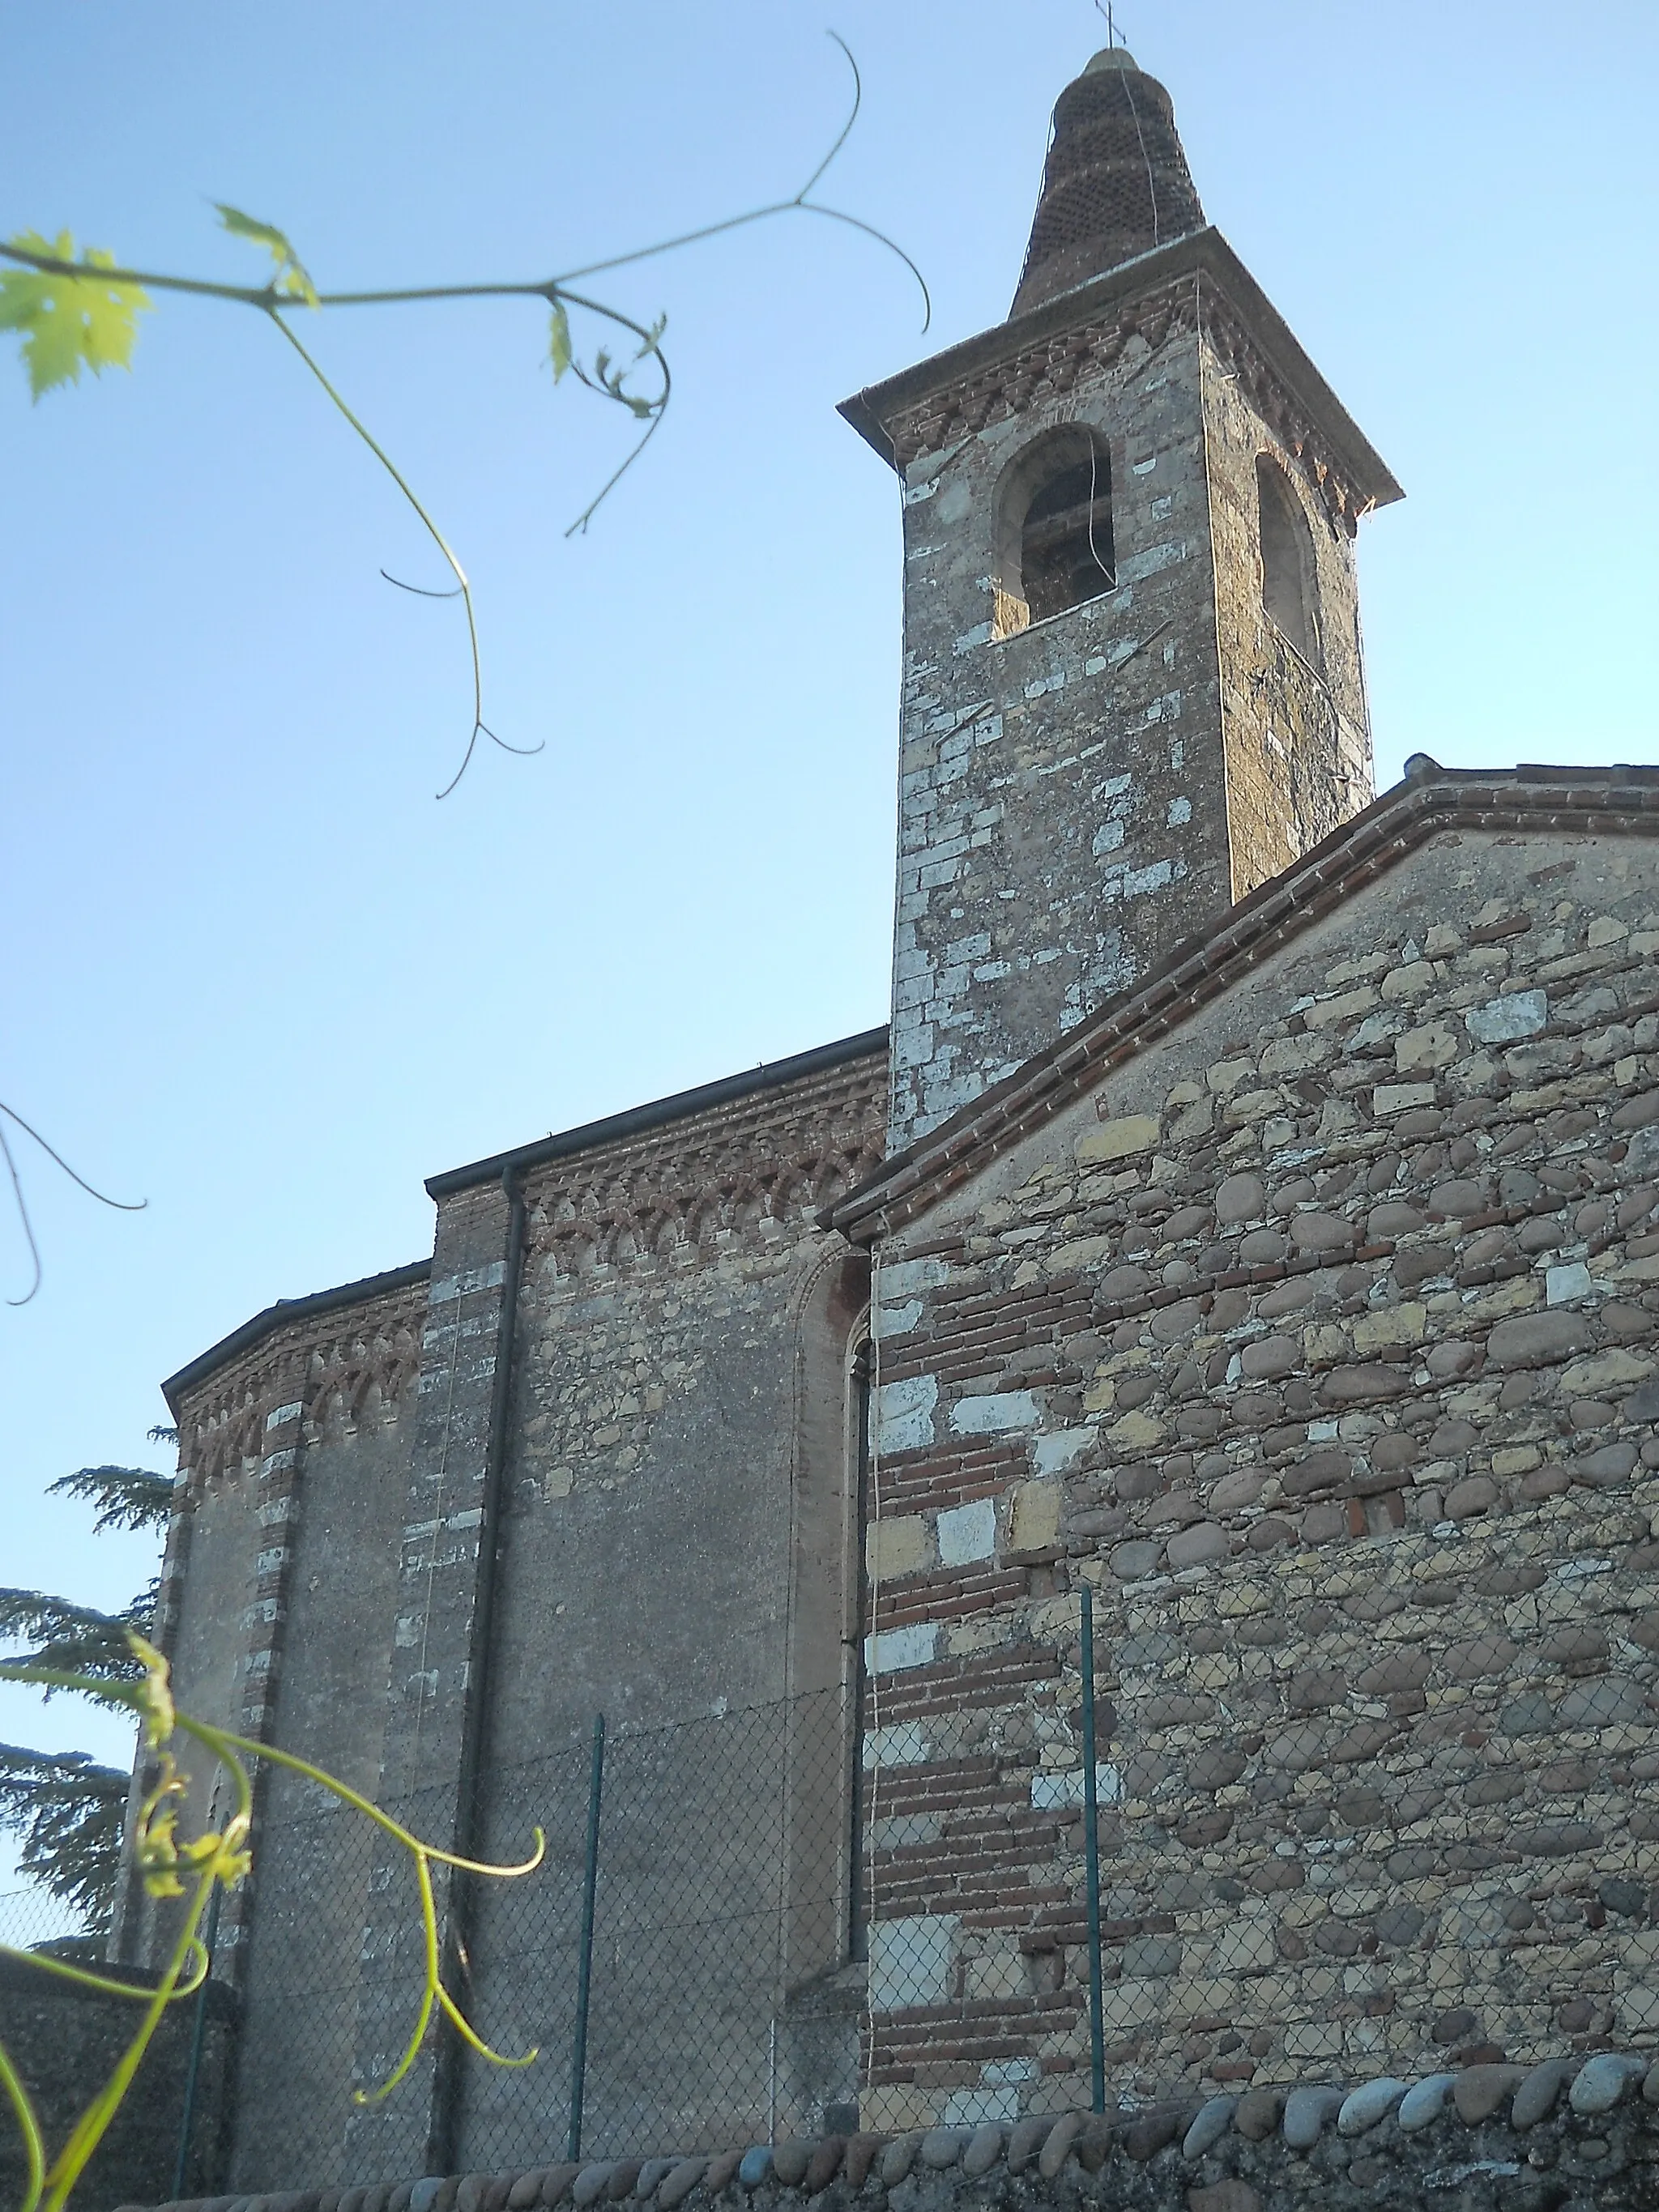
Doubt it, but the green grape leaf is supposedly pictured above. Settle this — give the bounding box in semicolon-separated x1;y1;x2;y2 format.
214;202;318;305
548;300;572;382
0;232;151;399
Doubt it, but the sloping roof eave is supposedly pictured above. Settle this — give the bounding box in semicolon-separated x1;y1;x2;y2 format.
824;763;1659;1244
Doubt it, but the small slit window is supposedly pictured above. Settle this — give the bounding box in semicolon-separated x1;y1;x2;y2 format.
994;428;1115;636
1256;454;1322;666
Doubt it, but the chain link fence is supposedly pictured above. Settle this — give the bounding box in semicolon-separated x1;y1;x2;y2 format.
0;1885;87;1953
228;1689;862;2189
168;1519;1659;2193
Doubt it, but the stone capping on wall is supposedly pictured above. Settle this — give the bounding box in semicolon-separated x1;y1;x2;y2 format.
825;764;1659;1247
427;1029;890;1200
120;2052;1659;2212
161;1260;434;1413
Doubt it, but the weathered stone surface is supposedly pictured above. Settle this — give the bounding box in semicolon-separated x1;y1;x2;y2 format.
1397;2075;1456;2132
1166;1521;1228;1569
769;2146;810;2189
838;2142;881;2193
1187;2184;1260;2212
1038;2114;1081;2180
1216;1175;1265;1225
1337;2079;1408;2135
1282;2087;1346;2148
656;2165;706;2211
1444;1476;1499;1518
1181;2098;1236;2159
962;2127;1004;2179
1570;2053;1648;2114
1005;2119;1051;2177
1452;2065;1524;2124
1487;1311;1593;1366
1512;2060;1576;2129
879;2138;920;2187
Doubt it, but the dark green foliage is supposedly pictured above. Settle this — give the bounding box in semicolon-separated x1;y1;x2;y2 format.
45;1460;173;1536
0;1745;128;1926
1;1458;172;1929
0;1581;159;1702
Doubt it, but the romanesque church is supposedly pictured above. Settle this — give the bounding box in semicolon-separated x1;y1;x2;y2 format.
130;45;1659;2194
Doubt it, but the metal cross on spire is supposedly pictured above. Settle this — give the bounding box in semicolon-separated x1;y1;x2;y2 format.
1094;0;1121;47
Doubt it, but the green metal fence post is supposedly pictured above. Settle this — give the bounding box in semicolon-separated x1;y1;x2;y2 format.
567;1713;605;2161
1079;1583;1105;2113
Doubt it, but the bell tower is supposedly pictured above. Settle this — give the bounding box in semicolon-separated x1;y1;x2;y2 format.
842;47;1402;1152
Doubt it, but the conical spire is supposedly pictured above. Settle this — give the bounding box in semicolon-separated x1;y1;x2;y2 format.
1010;49;1206;318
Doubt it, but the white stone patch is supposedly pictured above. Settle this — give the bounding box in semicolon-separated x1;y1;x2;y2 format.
949;1390;1042;1436
1166;796;1192;825
1033;1429;1092;1476
877;1373;938;1453
1092;820;1126;855
864;1622;940;1675
881;1256;952;1298
1466;990;1548;1044
429;1260;506;1304
945;2088;1021;2125
265;1402;303;1430
874;1299;924;1340
1374;1082;1437;1116
863;1720;928;1768
937;1496;997;1566
902;476;940;505
1123;858;1176;897
1546;1262;1595;1306
1118;541;1184;582
1031;1764;1122;1809
868;1914;958;2009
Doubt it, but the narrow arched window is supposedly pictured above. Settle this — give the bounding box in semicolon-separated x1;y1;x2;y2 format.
1256;454;1321;665
994;428;1115;636
1021;443;1115;622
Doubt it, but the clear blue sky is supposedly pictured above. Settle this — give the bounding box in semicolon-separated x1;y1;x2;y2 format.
3;0;1656;1885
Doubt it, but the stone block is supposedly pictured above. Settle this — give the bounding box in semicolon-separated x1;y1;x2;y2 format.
1077;1115;1161;1163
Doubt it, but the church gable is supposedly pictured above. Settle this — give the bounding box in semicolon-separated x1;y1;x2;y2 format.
845;791;1659;2120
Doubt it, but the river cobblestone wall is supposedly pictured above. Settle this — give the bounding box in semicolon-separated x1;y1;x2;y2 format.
851;819;1659;2127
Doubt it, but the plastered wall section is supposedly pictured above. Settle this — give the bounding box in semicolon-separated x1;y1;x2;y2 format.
857;826;1659;2129
888;289;1233;1150
228;1375;423;2190
153;1276;427;2189
1198;322;1372;901
454;1051;886;2168
478;1046;888;1765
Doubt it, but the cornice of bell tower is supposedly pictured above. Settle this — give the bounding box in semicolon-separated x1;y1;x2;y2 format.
840;227;1401;538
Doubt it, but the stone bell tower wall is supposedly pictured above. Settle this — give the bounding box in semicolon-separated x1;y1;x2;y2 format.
851;232;1398;1157
1198;292;1374;904
876;275;1233;1152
